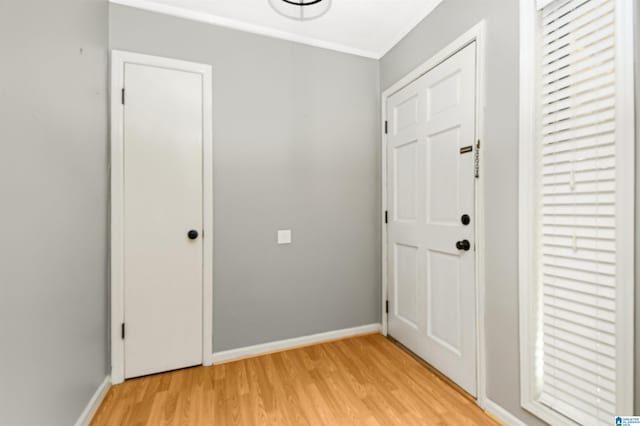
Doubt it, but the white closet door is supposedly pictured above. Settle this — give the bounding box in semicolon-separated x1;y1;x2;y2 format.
387;43;477;396
123;62;203;379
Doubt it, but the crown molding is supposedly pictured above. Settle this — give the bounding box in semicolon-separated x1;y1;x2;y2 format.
110;0;381;59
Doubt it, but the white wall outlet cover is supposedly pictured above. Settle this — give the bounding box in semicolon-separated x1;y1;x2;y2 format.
277;230;292;244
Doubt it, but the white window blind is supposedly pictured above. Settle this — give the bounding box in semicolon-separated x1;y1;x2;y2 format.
537;0;618;424
537;0;558;10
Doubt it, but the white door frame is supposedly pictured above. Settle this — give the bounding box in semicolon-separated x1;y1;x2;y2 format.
381;21;487;404
110;50;214;384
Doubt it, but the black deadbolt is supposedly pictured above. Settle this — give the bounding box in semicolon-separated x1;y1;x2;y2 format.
461;214;471;225
456;240;471;251
187;230;199;240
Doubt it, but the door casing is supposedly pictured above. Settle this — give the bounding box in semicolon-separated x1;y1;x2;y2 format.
110;50;214;384
381;21;487;405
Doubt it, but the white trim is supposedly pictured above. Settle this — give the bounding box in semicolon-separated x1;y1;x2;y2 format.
110;50;214;384
482;399;528;426
201;52;214;368
74;376;111;426
517;0;539;417
109;0;380;59
211;324;381;364
381;102;388;337
613;0;636;414
518;0;635;422
380;20;487;402
473;22;488;408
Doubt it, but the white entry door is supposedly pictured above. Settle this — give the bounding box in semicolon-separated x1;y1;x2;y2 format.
386;42;477;396
122;59;204;378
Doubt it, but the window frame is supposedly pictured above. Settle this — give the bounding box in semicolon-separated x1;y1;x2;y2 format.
518;0;636;423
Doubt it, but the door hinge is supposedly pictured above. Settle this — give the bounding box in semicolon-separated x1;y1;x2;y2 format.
474;139;480;178
384;210;388;224
384;121;388;134
121;323;125;339
385;300;389;314
121;88;125;105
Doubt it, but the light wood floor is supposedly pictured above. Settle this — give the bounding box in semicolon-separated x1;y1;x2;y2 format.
91;334;501;426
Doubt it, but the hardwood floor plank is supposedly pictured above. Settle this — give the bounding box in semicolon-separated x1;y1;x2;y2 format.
91;334;501;426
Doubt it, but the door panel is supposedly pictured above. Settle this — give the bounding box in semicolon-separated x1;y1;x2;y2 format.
427;249;461;354
426;127;461;225
387;42;477;396
123;62;203;379
394;95;420;132
394;243;419;328
394;140;419;221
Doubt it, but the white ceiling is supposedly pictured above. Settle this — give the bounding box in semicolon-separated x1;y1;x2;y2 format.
110;0;443;59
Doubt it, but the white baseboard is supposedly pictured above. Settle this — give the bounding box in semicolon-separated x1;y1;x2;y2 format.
481;398;527;426
211;323;381;364
74;375;111;426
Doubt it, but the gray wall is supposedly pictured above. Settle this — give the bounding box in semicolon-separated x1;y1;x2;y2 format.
0;0;109;425
381;0;545;424
109;4;381;352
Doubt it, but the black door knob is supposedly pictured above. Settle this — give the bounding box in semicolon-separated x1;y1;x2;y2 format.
456;240;471;251
187;230;199;240
461;214;471;225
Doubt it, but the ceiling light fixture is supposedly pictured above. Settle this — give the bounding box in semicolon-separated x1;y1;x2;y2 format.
268;0;332;21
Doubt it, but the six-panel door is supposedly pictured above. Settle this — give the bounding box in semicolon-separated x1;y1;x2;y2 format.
387;42;478;396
